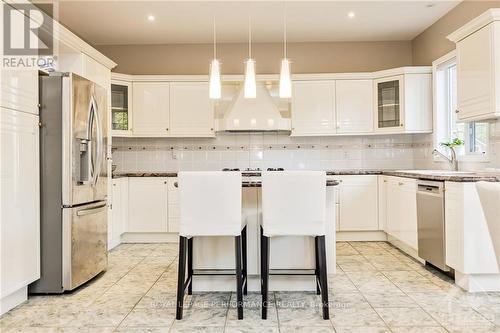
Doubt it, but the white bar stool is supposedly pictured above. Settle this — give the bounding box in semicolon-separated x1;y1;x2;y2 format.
260;171;329;320
176;171;247;320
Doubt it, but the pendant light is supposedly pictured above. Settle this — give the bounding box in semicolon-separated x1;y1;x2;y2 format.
279;11;292;98
244;16;256;98
209;16;221;99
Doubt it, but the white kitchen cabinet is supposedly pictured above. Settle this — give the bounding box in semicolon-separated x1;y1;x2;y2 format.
291;81;336;136
169;82;215;137
167;178;180;233
386;176;418;250
336;80;373;133
0;69;38;115
1;108;40;308
448;11;500;121
336;175;379;231
110;177;128;249
374;73;432;134
57;50;111;90
132;82;170;136
378;176;389;231
111;80;133;136
128;177;168;232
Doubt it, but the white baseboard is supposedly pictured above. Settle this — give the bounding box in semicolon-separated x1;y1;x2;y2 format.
336;231;387;242
1;286;27;315
455;271;500;292
108;236;121;250
121;232;179;243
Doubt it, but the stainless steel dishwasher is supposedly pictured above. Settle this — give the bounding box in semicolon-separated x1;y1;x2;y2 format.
416;180;450;271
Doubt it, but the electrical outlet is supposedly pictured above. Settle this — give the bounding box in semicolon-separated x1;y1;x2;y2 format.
172;151;178;160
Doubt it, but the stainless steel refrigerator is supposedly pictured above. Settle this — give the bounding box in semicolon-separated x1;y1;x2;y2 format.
30;73;108;293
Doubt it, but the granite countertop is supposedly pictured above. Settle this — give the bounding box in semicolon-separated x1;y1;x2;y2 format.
113;170;500;182
171;180;340;188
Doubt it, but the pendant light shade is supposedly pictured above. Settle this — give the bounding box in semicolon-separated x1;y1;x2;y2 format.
279;58;292;98
244;17;256;99
209;58;221;99
209;16;221;99
244;58;256;98
279;10;292;98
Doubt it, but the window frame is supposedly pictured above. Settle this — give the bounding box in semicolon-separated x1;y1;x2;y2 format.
432;51;490;163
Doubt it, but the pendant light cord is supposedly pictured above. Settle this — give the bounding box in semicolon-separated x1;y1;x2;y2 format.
283;5;287;59
248;16;252;59
213;16;216;59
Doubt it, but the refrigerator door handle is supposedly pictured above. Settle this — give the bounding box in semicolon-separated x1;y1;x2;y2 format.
76;202;107;216
90;94;103;186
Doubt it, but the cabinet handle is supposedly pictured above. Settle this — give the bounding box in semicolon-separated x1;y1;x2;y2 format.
455;109;460;114
383;180;387;183
400;123;404;127
166;128;169;131
210;128;214;131
398;182;404;186
164;181;167;184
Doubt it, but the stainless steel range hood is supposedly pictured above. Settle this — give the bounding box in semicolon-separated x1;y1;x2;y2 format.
217;82;291;132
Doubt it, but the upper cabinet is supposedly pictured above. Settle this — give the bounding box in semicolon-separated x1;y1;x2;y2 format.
113;75;216;138
374;72;432;134
132;82;170;136
169;82;215;137
336;80;374;134
111;81;132;136
448;9;500;121
291;81;336;135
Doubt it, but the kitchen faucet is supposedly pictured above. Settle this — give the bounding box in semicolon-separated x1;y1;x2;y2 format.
432;147;459;171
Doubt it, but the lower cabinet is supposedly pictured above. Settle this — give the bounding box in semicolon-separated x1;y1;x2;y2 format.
110;177;128;249
1;108;40;312
336;175;379;231
128;177;168;232
385;176;418;250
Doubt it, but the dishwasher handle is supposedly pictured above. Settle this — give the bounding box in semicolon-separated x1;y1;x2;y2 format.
417;182;444;195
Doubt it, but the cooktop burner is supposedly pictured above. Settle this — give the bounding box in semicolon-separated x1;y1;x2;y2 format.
267;168;285;171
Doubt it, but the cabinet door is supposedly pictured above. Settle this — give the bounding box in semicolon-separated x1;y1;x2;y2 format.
128;178;168;232
374;75;404;132
336;80;373;133
291;81;335;135
111;81;132;135
1;108;40;297
170;82;214;137
456;24;494;120
111;178;128;247
387;177;418;249
378;176;388;231
0;69;38;114
132;82;170;136
338;176;378;231
167;178;179;233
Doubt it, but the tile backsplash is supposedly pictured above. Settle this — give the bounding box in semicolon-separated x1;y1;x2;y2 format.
112;133;429;172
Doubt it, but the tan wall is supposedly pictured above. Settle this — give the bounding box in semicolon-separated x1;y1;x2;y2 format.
96;41;412;75
412;0;500;65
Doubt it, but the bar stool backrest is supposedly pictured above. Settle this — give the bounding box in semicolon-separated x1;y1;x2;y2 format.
178;171;242;237
261;171;327;237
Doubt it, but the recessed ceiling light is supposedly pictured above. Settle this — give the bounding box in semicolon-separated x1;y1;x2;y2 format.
147;15;155;22
348;11;355;18
426;3;435;8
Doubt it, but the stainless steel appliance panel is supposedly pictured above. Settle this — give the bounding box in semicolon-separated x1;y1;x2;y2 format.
417;181;449;271
62;201;108;290
63;74;108;206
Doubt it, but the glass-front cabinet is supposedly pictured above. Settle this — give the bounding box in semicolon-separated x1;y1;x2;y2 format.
111;81;132;135
374;75;404;131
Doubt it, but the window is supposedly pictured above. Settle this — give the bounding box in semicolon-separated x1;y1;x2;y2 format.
433;52;489;161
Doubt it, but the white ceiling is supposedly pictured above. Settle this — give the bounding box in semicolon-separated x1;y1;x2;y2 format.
53;1;461;45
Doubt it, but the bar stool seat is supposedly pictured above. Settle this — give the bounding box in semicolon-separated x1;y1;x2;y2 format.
260;171;329;320
176;171;247;320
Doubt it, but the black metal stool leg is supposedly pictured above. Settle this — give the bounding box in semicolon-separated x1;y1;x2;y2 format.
176;236;187;320
187;237;193;295
317;235;330;320
242;226;248;295
235;235;244;320
315;236;320;295
260;226;269;320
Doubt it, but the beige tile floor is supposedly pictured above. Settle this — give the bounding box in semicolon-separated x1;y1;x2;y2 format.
2;241;500;332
